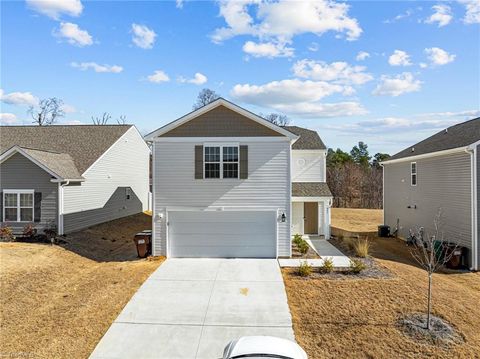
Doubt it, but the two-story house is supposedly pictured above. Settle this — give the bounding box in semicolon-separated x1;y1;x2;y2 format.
145;98;332;258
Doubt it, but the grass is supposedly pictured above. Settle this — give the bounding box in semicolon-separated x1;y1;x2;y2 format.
332;208;383;232
282;236;480;358
0;213;164;359
353;237;371;258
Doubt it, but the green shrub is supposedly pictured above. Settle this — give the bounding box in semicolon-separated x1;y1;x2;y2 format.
293;234;303;247
297;261;312;277
297;240;310;255
349;259;366;274
320;257;334;273
353;237;370;258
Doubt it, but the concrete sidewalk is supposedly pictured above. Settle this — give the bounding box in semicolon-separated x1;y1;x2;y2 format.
89;259;294;359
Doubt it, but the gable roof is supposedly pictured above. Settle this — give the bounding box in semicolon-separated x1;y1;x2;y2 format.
0;125;132;180
283;126;326;150
386;118;480;162
144;98;298;141
292;182;332;197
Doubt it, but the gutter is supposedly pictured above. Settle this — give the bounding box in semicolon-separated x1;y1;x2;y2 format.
57;180;69;236
466;145;478;271
381;146;469;165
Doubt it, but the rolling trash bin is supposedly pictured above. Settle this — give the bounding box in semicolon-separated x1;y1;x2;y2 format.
133;233;151;258
378;225;390;237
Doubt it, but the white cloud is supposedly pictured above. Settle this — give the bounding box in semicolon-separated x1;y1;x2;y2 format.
425;4;453;27
0;113;18;125
383;9;414;24
178;72;208;85
212;0;362;52
55;22;93;47
424;47;456;66
458;0;480;24
242;40;294;58
131;23;156;49
231;78;366;118
26;0;83;20
308;42;319;52
373;72;422;96
0;89;39;107
71;62;123;73
292;59;373;85
147;70;170;83
356;51;370;61
176;0;184;9
419;62;428;68
388;50;412;66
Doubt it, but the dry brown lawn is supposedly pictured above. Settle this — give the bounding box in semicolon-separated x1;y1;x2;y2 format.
283;237;480;358
0;213;164;359
332;208;383;232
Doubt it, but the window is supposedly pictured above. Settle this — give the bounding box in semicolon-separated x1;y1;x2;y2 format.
3;190;34;222
126;188;132;200
411;162;417;186
204;145;239;179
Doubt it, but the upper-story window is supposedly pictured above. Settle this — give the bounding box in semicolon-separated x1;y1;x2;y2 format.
411;162;417;186
3;190;34;222
204;145;238;179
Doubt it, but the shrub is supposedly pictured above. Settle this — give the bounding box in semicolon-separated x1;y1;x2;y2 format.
43;221;57;242
353;237;371;258
297;261;312;277
343;237;355;251
297;240;310;255
320;257;334;273
293;234;303;247
23;224;37;238
349;259;366;274
0;225;14;242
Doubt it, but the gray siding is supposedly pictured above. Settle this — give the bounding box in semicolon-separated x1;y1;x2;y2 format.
384;152;472;259
477;145;479;268
152;139;291;257
0;153;57;233
63;186;143;233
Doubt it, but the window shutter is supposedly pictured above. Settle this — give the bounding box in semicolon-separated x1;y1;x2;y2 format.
194;145;203;179
240;145;248;179
0;192;3;221
34;192;42;223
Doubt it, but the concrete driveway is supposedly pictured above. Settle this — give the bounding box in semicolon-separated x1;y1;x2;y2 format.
89;259;294;359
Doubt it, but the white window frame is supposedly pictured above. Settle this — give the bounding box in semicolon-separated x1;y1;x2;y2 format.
3;189;35;222
411;162;417;186
203;144;239;179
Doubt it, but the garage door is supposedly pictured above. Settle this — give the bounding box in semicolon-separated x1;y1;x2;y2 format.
168;211;276;258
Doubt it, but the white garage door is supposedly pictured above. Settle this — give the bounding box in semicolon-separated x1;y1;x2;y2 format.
168;211;276;258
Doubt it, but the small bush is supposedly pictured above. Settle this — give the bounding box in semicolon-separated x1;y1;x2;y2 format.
23;224;37;238
320;257;334;273
297;240;310;255
0;225;14;242
297;261;312;277
354;237;370;258
343;237;355;251
293;234;303;247
349;259;366;274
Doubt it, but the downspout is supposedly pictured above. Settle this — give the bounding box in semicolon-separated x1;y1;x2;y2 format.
58;180;69;235
465;147;477;271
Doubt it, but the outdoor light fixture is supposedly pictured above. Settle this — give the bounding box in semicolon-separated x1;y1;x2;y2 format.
281;212;286;222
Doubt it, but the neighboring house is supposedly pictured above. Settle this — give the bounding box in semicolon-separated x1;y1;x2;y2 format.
0;125;150;235
145;98;332;258
381;118;479;270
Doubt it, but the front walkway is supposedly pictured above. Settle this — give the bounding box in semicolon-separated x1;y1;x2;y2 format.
278;238;350;268
90;259;294;359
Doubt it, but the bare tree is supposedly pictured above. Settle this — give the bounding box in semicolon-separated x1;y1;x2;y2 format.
408;209;459;330
92;112;111;125
28;97;65;126
116;115;127;124
262;113;290;126
193;88;220;109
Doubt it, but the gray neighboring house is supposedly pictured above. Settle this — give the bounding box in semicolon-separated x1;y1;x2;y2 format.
381;118;479;270
0;125;150;235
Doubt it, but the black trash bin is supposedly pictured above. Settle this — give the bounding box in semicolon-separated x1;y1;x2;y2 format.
378;225;390;237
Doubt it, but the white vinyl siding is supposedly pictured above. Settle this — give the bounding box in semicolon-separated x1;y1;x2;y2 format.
291;150;326;182
411;162;417;186
153;139;291;257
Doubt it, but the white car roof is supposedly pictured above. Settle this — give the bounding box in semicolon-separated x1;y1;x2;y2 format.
224;336;307;359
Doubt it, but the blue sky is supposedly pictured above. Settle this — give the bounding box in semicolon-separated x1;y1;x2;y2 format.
1;0;479;155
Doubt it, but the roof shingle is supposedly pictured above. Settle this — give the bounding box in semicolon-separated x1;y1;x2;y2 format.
283;126;326;150
292;182;332;197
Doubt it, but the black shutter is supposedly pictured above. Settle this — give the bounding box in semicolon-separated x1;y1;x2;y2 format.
194;145;203;179
240;145;248;179
34;192;42;223
0;192;2;221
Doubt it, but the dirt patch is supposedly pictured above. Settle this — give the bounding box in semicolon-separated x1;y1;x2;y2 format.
331;208;383;232
283;236;480;358
291;242;320;259
0;213;164;359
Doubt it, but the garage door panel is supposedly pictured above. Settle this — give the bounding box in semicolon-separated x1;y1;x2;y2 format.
168;211;276;258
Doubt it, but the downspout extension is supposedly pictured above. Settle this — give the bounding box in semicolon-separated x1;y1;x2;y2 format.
465;147;478;271
58;180;69;236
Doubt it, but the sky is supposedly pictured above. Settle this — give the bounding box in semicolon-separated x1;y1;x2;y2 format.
1;0;479;155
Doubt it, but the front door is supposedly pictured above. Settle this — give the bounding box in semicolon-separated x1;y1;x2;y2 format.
304;202;318;235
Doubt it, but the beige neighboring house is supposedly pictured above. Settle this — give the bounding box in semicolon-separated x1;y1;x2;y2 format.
381;118;480;270
145;98;332;258
0;125;150;235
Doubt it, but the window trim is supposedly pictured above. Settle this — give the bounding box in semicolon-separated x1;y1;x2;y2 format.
3;189;35;222
203;143;240;180
410;162;417;186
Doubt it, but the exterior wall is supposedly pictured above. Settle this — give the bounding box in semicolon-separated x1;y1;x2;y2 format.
292;202;303;235
0;153;57;232
62;127;150;233
477;145;479;269
291;199;330;238
384;152;472;256
291;150;326;182
153;138;291;257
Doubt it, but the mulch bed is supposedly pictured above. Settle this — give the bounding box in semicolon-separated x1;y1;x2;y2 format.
291;241;320;259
